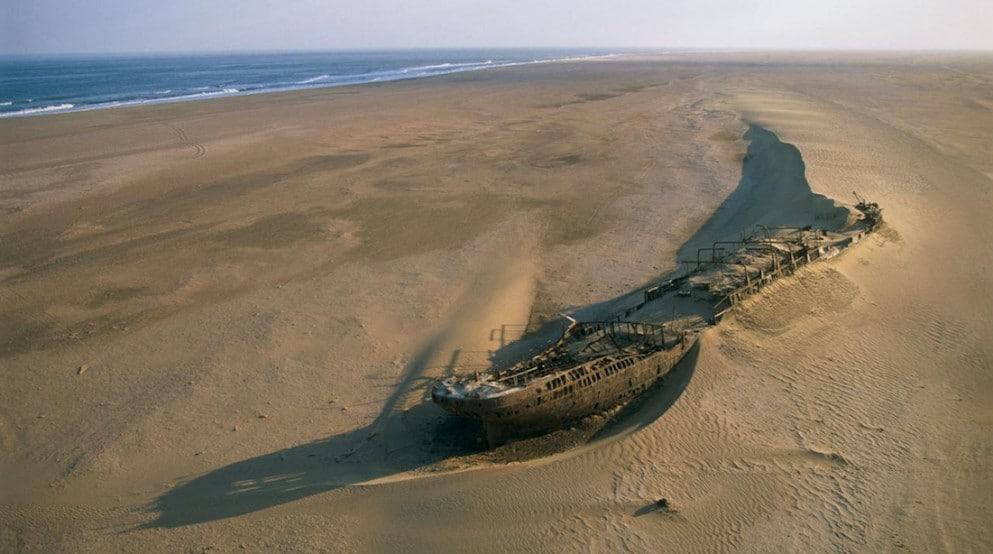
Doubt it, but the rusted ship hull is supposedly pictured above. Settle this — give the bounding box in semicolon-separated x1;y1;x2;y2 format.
431;194;881;447
432;333;697;445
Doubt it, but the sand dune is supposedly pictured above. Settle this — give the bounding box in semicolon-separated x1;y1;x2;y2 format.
2;54;991;551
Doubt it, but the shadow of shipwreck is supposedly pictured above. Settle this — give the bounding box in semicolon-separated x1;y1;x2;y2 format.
141;402;482;529
141;326;486;529
143;123;838;528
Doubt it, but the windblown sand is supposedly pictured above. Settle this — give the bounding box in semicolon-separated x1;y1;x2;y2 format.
1;53;991;552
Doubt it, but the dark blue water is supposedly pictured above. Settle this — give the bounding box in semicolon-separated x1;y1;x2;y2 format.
0;49;618;118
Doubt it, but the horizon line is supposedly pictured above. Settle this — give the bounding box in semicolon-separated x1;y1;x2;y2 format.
3;46;993;58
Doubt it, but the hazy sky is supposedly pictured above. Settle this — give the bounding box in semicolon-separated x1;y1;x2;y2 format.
3;0;990;54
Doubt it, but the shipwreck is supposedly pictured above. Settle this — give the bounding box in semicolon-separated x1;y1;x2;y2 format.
432;193;882;446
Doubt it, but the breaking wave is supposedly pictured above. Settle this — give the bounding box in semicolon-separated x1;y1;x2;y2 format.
297;74;330;84
0;103;75;117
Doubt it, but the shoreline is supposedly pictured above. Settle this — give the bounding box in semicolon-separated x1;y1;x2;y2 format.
0;52;621;120
6;49;991;121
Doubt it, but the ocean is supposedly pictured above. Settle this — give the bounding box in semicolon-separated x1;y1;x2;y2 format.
0;49;618;118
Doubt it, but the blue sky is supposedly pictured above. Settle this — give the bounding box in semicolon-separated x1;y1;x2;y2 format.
3;0;990;54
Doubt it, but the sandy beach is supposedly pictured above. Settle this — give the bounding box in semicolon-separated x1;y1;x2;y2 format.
2;53;992;551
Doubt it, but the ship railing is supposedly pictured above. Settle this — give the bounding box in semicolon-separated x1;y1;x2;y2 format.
571;320;669;347
492;356;579;385
488;320;670;386
712;238;843;321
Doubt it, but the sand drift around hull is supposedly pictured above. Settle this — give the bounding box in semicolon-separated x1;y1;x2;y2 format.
431;123;881;446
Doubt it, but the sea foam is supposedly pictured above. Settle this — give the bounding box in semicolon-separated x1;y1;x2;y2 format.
298;74;330;84
0;103;75;117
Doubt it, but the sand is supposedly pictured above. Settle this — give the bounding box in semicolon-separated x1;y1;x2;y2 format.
1;53;992;552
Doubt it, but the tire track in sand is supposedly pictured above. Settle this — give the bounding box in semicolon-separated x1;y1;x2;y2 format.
162;123;206;159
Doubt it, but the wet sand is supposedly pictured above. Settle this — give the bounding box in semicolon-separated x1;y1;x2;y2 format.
2;53;992;551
